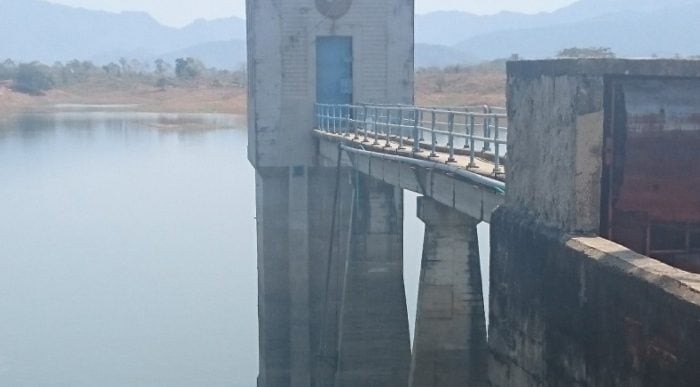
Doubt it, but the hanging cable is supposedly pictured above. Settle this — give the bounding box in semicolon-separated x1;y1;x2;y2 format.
316;142;344;376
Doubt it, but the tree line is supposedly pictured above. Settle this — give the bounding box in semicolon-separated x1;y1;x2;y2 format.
0;57;247;95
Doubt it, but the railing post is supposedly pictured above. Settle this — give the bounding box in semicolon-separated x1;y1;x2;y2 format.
363;105;370;143
482;105;491;152
323;104;327;131
372;107;380;146
447;112;456;163
398;108;406;150
351;105;360;140
338;105;343;134
345;105;352;137
384;108;392;148
429;109;437;158
468;114;478;169
493;116;503;175
332;105;337;134
413;108;422;154
340;105;345;135
463;108;470;149
327;105;331;133
419;110;425;141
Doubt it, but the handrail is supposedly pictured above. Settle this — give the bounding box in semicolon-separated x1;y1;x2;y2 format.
314;102;508;176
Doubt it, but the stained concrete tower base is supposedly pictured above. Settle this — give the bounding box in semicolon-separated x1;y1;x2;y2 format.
256;166;354;387
409;197;487;387
334;175;411;387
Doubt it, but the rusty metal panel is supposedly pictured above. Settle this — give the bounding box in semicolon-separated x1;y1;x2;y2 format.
606;78;700;273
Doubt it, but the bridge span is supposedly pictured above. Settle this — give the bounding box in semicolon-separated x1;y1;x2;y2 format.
315;103;506;223
247;1;700;386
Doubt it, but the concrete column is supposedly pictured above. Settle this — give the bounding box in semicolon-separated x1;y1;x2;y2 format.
256;168;291;387
256;166;354;387
309;168;354;387
289;168;311;387
409;197;487;387
335;174;411;387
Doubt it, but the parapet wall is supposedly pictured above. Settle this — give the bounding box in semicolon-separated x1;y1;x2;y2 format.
488;206;700;387
506;59;700;234
506;69;604;233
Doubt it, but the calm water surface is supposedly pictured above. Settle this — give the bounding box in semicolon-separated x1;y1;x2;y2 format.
0;110;488;386
0;111;257;387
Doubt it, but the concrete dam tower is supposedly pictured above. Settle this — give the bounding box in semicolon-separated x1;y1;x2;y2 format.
247;0;415;386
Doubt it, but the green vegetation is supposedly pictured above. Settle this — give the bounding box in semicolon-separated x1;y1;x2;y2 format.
0;57;247;96
175;57;204;79
12;63;54;95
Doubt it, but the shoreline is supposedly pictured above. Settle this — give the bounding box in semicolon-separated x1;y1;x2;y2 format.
0;83;248;117
0;69;506;117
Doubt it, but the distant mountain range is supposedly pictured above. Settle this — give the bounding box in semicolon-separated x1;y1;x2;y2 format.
1;0;699;69
418;0;700;60
0;0;247;68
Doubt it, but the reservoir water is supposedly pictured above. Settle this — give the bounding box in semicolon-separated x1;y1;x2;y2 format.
0;109;488;386
0;111;257;387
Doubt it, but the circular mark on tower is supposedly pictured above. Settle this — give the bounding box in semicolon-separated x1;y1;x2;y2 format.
315;0;353;19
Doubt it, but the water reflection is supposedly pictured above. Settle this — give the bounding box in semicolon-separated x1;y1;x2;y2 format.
0;111;257;387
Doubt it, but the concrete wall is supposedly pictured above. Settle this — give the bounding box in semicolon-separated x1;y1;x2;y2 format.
335;174;411;387
256;166;355;387
489;59;700;386
506;70;604;234
488;206;700;387
410;198;486;387
247;0;414;168
506;59;700;234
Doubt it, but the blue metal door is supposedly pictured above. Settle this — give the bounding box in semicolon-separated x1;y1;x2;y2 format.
316;36;352;104
316;36;353;124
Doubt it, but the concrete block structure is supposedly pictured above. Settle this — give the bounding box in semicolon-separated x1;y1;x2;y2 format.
335;175;411;387
247;1;414;386
248;2;700;383
410;198;486;387
247;0;414;168
489;59;700;386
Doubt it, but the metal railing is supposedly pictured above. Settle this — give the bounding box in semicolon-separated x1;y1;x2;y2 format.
315;103;508;175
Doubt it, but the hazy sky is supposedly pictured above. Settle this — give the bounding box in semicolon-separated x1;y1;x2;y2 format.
47;0;579;27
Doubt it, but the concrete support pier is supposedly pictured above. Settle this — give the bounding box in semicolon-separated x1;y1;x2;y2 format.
335;175;411;387
410;197;487;387
256;167;353;387
256;168;292;387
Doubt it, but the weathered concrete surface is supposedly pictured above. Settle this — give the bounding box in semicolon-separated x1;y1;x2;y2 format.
247;0;414;167
289;168;311;386
489;59;700;387
506;58;700;234
506;68;604;234
508;59;700;79
316;134;505;223
308;167;354;387
410;197;487;387
335;175;411;387
256;168;292;387
249;1;415;384
488;206;700;387
256;167;354;387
